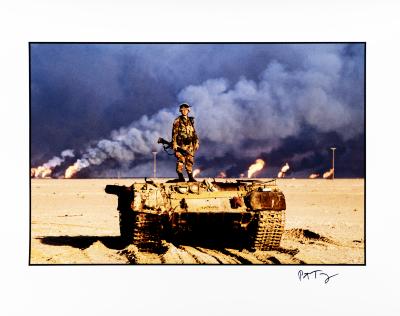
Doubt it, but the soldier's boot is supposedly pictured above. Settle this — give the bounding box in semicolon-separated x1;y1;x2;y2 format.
177;172;185;182
188;172;196;182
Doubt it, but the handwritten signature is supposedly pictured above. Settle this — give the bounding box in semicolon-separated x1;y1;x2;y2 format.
298;270;338;284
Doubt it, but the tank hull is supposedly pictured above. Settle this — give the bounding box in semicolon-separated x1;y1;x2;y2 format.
106;179;286;252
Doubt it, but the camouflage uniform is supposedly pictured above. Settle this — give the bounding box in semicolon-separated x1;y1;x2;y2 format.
172;115;199;174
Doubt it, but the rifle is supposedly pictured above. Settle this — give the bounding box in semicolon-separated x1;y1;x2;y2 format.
157;137;193;157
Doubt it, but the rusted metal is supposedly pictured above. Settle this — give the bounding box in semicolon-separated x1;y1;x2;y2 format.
105;179;286;252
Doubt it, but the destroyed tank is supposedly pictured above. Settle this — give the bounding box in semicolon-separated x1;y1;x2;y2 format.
105;178;286;252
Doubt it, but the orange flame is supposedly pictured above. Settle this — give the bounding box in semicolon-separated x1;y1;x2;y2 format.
31;150;75;178
31;166;52;178
277;162;290;178
281;163;289;173
65;163;79;179
193;169;201;177
309;173;320;179
247;159;265;178
323;168;334;179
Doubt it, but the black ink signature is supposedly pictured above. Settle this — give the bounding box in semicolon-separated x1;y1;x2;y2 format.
298;270;338;284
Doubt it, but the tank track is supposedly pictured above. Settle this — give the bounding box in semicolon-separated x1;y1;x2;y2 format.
252;210;286;251
133;212;162;252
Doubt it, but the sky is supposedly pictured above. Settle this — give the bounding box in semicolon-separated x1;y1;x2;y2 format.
30;43;365;178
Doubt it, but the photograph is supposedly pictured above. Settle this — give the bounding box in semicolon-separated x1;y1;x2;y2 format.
30;43;365;265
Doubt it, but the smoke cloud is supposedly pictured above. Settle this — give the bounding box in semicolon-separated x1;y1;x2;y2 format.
31;44;364;178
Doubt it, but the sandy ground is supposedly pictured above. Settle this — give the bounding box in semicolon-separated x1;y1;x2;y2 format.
30;178;364;264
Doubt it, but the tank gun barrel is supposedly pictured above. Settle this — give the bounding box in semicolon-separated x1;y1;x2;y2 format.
105;185;134;213
105;184;131;196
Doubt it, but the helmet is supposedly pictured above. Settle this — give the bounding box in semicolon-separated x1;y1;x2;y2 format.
179;103;191;110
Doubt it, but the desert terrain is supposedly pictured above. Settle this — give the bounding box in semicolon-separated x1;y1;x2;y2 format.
30;178;364;264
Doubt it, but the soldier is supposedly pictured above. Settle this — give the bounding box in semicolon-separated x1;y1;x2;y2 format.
172;103;200;182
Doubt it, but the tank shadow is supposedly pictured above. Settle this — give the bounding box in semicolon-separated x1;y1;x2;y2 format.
38;235;131;250
37;234;252;253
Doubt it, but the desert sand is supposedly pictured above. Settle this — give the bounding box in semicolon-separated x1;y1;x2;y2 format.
30;178;364;264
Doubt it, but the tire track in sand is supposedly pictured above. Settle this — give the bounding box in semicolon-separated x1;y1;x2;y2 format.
118;245;163;264
196;247;241;264
162;243;197;264
252;248;306;265
219;249;265;264
178;246;220;264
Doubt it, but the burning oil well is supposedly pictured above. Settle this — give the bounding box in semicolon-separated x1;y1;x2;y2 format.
31;44;364;180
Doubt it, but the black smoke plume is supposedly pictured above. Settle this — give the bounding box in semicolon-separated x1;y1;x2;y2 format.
31;44;364;178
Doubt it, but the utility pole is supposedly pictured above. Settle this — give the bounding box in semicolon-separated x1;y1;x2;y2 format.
330;147;336;179
152;151;157;178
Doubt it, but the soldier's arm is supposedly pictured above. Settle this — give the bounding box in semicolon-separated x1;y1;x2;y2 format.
193;127;200;150
187;116;199;150
171;118;179;150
